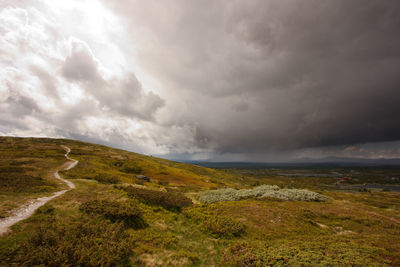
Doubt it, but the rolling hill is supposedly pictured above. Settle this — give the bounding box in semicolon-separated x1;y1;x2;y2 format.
0;137;399;266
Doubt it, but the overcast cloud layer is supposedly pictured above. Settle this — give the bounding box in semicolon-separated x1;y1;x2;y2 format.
1;0;400;161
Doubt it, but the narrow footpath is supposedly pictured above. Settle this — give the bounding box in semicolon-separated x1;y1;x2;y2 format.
0;146;78;235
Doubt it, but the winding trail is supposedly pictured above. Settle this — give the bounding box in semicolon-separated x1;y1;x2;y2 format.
0;146;78;235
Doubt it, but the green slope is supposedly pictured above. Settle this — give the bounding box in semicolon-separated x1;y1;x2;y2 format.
0;136;399;266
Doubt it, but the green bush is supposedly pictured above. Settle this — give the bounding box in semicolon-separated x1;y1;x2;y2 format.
123;186;192;211
4;219;135;266
36;204;55;214
93;173;120;184
184;207;246;238
79;200;146;228
198;185;328;204
0;173;57;193
199;216;245;238
120;162;143;174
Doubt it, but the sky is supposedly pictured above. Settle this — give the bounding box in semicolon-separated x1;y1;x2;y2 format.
1;0;400;161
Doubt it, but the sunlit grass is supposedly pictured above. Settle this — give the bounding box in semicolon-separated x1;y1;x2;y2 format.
0;137;399;265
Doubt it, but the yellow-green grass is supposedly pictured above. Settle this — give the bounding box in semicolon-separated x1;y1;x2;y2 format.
0;137;399;266
56;139;236;189
0;137;68;217
192;195;400;266
0;178;227;266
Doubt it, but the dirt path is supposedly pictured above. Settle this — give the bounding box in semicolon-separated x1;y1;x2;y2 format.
0;146;78;235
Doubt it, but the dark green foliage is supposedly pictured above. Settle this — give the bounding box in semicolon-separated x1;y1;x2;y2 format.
113;161;123;167
121;162;143;174
79;200;146;228
184;207;246;238
202;216;246;238
36;204;55;215
0;173;56;193
123;186;192;211
2;219;135;266
0;166;35;173
158;180;169;186
93;173;120;184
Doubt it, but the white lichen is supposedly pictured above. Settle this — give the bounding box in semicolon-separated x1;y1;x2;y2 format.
198;185;328;204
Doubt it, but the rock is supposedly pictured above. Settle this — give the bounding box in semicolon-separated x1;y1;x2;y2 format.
136;175;150;182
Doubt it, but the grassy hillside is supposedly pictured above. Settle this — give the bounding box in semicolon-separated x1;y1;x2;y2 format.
0;137;400;266
59;138;235;189
0;137;68;217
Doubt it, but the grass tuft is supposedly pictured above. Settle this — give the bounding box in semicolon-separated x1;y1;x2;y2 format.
79;200;146;228
122;186;192;211
184;206;246;238
1;218;135;266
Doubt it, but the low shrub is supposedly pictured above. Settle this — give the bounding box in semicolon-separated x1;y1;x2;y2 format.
123;186;192;211
135;179;145;185
113;161;123;167
222;240;390;266
0;173;57;193
120;162;143;174
0;166;34;173
93;173;120;184
198;185;328;204
36;204;55;214
3;219;135;266
158;180;169;186
263;188;328;201
184;207;246;238
79;200;146;228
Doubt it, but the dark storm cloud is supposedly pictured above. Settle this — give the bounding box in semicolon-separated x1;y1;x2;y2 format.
2;0;400;160
105;0;400;155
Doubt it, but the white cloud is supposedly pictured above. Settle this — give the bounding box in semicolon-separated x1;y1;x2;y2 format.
0;1;181;155
2;0;400;160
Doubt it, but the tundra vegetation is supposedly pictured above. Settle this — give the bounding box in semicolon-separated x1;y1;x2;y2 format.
198;185;329;204
121;186;193;211
0;137;399;266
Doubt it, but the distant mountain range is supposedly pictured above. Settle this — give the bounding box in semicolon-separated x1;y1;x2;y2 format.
183;157;400;168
